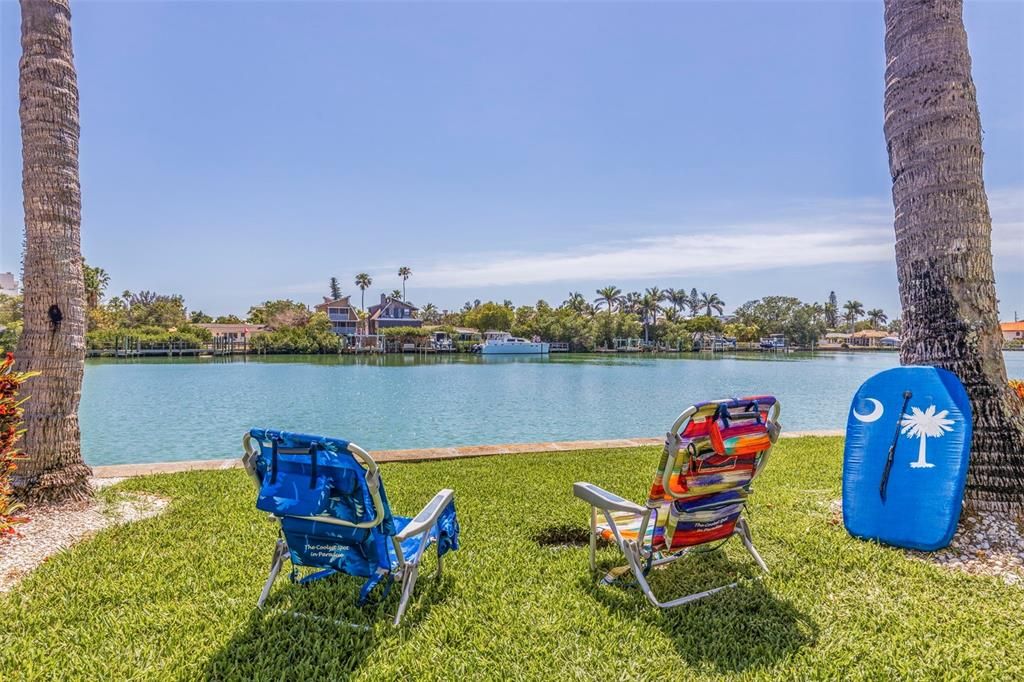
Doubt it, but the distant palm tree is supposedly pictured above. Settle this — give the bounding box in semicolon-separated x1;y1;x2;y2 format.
700;291;725;317
665;288;690;314
15;0;92;503
624;291;643;316
564;292;589;314
843;300;865;331
688;287;701;317
329;276;342;300
398;266;412;301
83;264;109;309
645;287;666;324
867;308;888;329
639;293;662;343
662;306;681;323
354;273;372;311
420;302;439;323
594;286;623;314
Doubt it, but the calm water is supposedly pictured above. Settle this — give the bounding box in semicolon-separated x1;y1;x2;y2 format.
79;352;1024;466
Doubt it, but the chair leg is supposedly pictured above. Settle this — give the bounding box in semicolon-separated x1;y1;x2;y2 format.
735;517;768;573
257;539;288;608
393;564;419;626
589;506;598;572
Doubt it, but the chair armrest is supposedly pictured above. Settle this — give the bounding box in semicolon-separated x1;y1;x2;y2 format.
573;482;646;515
395;488;455;541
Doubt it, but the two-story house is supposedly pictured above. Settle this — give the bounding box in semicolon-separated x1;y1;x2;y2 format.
314;296;360;337
365;294;421;335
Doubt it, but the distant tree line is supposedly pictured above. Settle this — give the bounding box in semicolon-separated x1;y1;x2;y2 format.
0;264;904;355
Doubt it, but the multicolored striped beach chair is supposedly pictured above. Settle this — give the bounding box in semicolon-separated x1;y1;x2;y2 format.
573;396;780;608
242;429;460;626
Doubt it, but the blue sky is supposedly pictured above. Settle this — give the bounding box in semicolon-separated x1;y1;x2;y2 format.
1;1;1021;319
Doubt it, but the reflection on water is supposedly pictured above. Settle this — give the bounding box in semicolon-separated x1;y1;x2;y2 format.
81;351;1024;466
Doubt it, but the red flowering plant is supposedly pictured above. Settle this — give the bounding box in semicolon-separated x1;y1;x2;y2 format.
1;351;37;538
1011;379;1024;403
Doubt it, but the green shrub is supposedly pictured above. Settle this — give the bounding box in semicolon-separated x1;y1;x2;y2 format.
248;314;340;354
380;326;429;338
86;325;213;349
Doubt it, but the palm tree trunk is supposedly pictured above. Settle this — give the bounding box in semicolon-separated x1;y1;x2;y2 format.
14;0;91;503
884;0;1024;512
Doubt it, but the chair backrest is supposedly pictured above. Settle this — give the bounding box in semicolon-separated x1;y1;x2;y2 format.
645;396;780;549
244;429;398;575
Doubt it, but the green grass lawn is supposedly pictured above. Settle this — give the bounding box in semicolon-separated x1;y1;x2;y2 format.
2;437;1021;680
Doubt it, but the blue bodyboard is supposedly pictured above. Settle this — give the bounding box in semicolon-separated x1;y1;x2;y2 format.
842;366;972;551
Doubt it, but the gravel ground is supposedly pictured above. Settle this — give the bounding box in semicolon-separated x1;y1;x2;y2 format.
0;478;168;592
829;499;1024;584
906;511;1024;585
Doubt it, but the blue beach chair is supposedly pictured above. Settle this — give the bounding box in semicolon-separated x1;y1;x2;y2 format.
242;429;460;625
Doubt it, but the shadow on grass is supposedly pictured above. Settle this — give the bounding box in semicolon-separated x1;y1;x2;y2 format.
201;567;454;680
532;523;609;548
582;547;818;674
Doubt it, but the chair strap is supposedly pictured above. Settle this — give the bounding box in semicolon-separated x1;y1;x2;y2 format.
357;570;393;605
270;440;279;485
308;442;320;488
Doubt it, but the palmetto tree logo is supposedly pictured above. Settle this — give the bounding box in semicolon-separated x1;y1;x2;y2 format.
900;405;955;469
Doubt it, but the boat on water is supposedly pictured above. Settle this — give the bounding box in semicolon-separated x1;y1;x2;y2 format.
759;333;787;351
430;331;454;352
476;331;550;355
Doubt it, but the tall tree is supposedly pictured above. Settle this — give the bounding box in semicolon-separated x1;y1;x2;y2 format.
14;0;91;502
644;287;666;324
420;302;439;323
639;293;662;343
866;308;888;330
825;291;839;328
700;291;725;317
354;273;372;311
329;276;342;301
884;0;1024;511
687;287;701;318
593;286;622;315
563;292;589;315
665;288;690;314
82;263;108;309
398;266;411;301
843;300;864;332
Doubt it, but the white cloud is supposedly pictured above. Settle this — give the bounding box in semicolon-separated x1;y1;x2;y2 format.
280;188;1023;294
411;228;894;288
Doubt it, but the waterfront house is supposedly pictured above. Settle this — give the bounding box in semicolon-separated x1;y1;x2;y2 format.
364;294;421;335
850;329;890;348
1001;321;1024;343
0;272;18;297
314;296;360;337
196;323;268;341
820;332;852;348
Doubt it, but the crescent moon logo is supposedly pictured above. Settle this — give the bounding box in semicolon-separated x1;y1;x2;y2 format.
853;398;884;423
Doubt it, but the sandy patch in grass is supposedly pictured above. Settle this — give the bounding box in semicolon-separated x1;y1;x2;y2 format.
0;478;168;592
828;499;1024;585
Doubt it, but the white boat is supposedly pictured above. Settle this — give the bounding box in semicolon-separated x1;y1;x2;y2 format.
759;333;786;350
478;331;549;355
430;331;454;352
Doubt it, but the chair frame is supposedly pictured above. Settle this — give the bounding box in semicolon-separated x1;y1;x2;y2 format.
243;434;454;626
573;399;779;609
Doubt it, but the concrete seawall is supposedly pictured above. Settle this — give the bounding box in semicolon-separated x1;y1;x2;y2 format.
91;430;844;479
